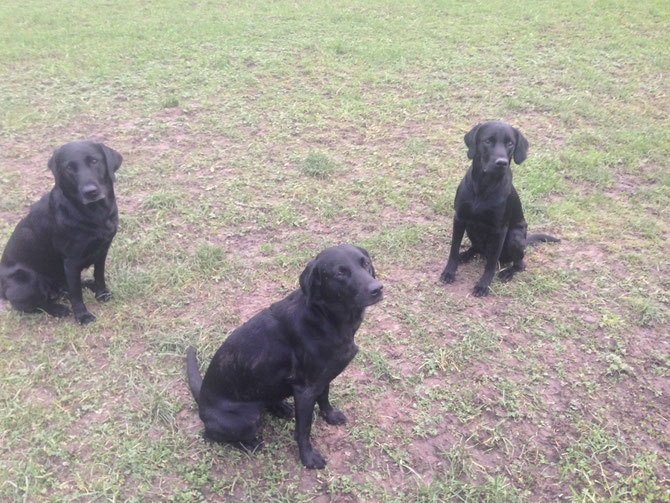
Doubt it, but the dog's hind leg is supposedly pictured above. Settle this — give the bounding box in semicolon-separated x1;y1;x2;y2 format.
499;228;526;282
266;400;294;419
202;401;263;451
83;245;112;302
63;258;95;325
39;301;72;317
498;261;525;282
3;267;71;317
458;247;478;263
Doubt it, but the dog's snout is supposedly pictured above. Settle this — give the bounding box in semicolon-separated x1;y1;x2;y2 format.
369;281;383;297
495;158;509;169
82;184;101;199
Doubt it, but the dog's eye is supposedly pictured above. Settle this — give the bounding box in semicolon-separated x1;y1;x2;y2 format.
89;158;98;165
335;267;350;279
506;141;514;147
484;138;493;145
66;162;77;172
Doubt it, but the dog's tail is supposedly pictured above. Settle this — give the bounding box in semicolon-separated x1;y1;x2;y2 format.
0;267;10;299
186;346;202;403
526;233;560;246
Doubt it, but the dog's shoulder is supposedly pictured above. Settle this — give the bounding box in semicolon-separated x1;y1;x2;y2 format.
24;192;51;220
223;290;304;347
453;173;469;204
265;289;307;331
15;193;53;238
506;184;522;205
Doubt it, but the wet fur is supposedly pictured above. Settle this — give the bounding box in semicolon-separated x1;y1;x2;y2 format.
440;121;558;296
0;141;123;324
186;244;383;469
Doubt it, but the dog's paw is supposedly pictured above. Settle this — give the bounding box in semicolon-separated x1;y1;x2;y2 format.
473;284;490;297
84;281;113;302
440;271;456;284
76;311;97;325
458;249;476;263
47;303;72;318
498;268;515;282
95;289;113;302
267;400;294;419
321;407;347;425
301;448;326;470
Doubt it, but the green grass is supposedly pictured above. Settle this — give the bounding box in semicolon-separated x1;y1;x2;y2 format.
1;0;669;501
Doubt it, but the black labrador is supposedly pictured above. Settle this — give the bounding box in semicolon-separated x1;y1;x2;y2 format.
440;121;558;296
186;244;383;469
0;141;123;324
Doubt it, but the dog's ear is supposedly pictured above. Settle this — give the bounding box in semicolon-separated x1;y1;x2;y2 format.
97;143;123;182
355;246;376;278
513;128;529;165
464;124;482;160
299;260;320;302
47;147;60;175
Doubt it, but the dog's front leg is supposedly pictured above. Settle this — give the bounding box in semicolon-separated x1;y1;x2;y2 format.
293;385;326;469
64;259;95;325
473;226;507;297
440;218;466;284
317;384;346;425
86;246;112;302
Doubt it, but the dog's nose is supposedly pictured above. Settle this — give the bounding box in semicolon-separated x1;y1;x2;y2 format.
369;282;384;297
495;158;509;169
82;184;100;198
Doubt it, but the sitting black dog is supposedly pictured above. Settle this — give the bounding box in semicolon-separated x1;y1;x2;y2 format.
440;121;558;296
0;141;123;324
186;244;383;469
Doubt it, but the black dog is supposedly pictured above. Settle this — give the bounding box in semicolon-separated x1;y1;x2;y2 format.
186;244;383;469
0;141;123;324
440;121;558;296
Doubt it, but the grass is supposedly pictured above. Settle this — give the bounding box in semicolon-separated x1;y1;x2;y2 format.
1;0;669;501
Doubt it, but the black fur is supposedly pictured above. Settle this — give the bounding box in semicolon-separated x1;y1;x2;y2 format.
186;244;383;469
440;121;558;296
0;141;123;324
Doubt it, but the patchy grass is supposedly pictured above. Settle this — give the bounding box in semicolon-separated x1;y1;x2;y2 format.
1;0;669;501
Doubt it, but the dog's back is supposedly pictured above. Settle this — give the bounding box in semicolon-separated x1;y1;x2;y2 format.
186;244;383;469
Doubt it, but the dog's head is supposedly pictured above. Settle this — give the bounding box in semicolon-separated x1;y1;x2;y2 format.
299;244;383;310
464;121;528;178
48;141;123;205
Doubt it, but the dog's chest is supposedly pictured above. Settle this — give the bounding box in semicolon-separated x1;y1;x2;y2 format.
59;221;117;258
459;198;502;225
55;203;118;239
334;341;359;366
314;340;358;381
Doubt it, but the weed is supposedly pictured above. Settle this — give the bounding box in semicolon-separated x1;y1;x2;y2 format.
301;150;338;178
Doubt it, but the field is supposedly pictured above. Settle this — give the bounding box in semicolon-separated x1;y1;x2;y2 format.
1;0;669;501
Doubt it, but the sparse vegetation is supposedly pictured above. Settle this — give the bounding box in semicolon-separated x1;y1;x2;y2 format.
1;0;668;501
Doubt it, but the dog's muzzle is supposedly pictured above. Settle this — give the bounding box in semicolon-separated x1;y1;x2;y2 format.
81;184;105;204
365;281;384;306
